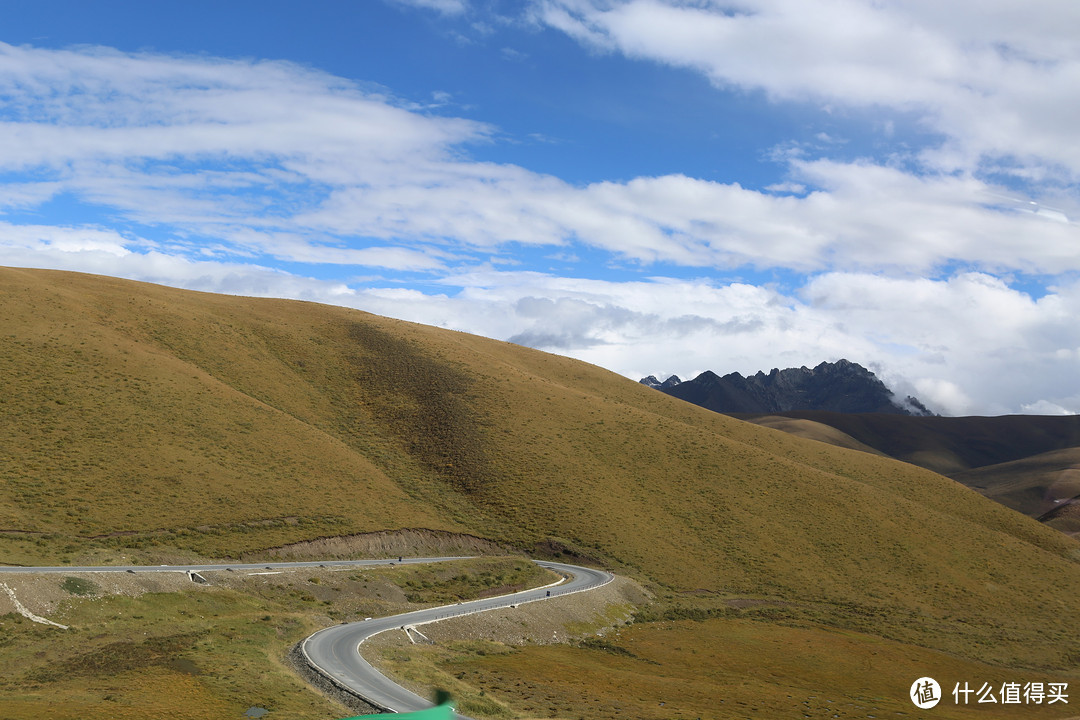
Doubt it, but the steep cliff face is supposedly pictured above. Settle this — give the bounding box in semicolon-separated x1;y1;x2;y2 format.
641;360;934;415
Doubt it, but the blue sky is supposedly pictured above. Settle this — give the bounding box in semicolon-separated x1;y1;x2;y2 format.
2;0;1079;414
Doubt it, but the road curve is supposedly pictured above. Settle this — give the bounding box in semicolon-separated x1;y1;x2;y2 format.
301;560;613;718
0;557;614;718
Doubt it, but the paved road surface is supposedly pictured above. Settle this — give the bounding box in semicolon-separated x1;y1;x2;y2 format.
301;560;612;719
0;557;470;574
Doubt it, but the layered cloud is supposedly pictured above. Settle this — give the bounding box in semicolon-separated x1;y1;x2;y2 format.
535;0;1080;183
0;23;1078;415
0;40;1073;275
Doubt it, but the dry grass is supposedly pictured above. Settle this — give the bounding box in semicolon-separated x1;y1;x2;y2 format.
738;415;891;457
950;448;1080;516
438;618;1080;720
0;558;548;719
1;669;238;720
2;267;1080;711
1041;500;1080;536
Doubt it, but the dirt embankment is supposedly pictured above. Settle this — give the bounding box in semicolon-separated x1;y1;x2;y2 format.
260;529;512;561
0;571;199;622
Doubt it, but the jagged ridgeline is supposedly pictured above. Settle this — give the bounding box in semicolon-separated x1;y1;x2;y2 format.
642;360;935;415
3;267;1080;672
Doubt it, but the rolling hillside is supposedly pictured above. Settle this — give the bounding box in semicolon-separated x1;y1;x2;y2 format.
3;267;1080;716
732;411;1080;474
951;448;1080;517
736;411;1080;535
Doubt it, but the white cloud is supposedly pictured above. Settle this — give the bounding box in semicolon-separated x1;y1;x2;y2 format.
1021;400;1076;416
536;0;1080;184
801;272;1080;414
392;267;1080;416
0;222;135;256
0;40;1075;280
913;378;978;417
295;164;1080;274
0;41;490;262
386;0;470;15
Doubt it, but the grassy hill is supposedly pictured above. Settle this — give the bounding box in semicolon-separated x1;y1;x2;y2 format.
950;448;1080;518
736;411;1080;534
3;267;1080;717
736;411;1080;474
734;414;892;457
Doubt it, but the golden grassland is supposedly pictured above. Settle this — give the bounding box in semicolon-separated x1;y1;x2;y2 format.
950;448;1080;516
738;412;1080;524
434;618;1078;720
733;415;892;458
0;558;552;720
2;267;1080;717
736;412;1080;476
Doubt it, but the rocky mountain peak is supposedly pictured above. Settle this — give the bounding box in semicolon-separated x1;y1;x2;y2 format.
640;360;935;416
639;374;683;390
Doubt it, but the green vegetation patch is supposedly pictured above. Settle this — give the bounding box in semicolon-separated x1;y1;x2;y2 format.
30;632;205;682
390;558;552;604
60;576;99;597
371;640;518;719
0;557;563;719
2;586;346;719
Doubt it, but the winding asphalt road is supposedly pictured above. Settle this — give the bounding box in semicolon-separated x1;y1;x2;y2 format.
0;557;614;718
301;560;612;717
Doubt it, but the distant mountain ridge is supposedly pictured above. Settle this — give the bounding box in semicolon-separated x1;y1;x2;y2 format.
639;374;682;390
641;359;934;416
